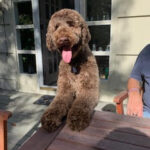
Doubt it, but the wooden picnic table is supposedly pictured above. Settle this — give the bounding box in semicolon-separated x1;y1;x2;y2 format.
20;111;150;150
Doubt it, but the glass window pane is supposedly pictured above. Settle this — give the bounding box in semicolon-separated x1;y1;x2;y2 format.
19;54;36;74
45;4;50;19
48;57;53;74
89;25;110;51
86;0;111;21
18;29;35;50
62;0;74;9
39;0;75;85
15;2;33;25
49;0;75;17
96;56;109;79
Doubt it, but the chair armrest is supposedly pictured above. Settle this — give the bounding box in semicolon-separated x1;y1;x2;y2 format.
113;91;128;115
0;110;12;120
114;90;128;104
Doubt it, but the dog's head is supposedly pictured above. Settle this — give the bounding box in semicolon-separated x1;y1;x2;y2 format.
46;9;91;63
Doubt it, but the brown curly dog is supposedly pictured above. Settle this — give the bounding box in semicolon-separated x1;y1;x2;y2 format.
41;9;100;131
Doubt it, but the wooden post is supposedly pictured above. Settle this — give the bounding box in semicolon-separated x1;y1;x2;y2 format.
0;110;12;150
0;118;7;150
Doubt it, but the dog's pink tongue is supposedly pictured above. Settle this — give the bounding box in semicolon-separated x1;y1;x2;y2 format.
62;49;72;63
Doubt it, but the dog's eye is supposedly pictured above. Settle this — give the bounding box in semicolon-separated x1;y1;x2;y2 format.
55;24;59;30
67;21;74;27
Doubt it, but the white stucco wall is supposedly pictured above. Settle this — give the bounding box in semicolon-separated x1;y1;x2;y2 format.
104;0;150;92
0;0;17;90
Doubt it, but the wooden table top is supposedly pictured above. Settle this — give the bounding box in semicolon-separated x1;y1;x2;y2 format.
20;111;150;150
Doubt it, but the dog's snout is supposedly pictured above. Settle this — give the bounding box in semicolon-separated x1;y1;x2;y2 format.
59;37;69;43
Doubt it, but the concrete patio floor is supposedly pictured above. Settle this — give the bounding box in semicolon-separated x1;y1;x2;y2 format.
0;88;120;150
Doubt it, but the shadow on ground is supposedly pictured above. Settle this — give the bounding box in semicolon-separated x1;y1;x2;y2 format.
0;89;52;150
102;104;116;113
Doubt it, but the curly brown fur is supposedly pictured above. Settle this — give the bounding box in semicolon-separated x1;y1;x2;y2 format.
41;9;100;132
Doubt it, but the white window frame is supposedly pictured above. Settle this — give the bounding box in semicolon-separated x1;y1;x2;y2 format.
80;0;111;57
79;0;111;81
13;0;44;87
32;0;44;87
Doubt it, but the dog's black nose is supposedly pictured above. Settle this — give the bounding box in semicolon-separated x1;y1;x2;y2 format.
59;37;69;44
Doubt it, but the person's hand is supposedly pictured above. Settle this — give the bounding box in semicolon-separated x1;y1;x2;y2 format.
127;91;143;117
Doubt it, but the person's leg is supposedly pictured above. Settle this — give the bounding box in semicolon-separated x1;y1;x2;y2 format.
143;111;150;118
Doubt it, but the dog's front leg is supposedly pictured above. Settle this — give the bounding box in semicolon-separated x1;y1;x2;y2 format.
41;90;74;132
67;89;99;131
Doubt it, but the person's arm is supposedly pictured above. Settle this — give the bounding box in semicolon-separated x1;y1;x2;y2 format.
127;45;150;117
127;78;143;117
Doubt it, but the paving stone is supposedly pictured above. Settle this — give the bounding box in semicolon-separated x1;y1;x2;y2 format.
0;89;47;150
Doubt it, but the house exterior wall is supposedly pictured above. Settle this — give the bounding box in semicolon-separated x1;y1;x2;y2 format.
105;0;150;94
0;0;18;90
0;0;150;100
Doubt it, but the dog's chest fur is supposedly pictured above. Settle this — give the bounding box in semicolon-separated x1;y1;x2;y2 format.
67;64;89;92
59;54;98;93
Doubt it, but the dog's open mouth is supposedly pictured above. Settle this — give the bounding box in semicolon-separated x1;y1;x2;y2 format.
61;47;72;63
59;43;80;63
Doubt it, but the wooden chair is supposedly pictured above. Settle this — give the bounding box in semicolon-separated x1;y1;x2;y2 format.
114;89;143;115
0;110;12;150
113;90;128;115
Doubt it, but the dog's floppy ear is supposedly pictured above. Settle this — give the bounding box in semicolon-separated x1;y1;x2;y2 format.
81;22;91;45
46;20;56;51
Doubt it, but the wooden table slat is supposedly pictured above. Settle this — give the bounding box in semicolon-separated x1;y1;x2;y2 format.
97;138;150;150
48;129;150;150
51;125;150;150
90;117;150;136
48;139;98;150
19;125;64;150
19;111;150;150
94;111;150;127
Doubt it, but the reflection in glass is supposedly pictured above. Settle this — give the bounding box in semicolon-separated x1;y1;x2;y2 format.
46;0;75;18
62;0;74;9
49;58;53;74
89;25;110;51
16;2;33;25
19;54;36;74
48;51;61;74
46;4;50;19
40;0;75;86
19;29;35;50
86;0;111;21
96;56;109;79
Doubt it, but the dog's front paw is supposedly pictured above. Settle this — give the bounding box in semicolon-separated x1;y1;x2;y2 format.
67;107;91;131
41;108;62;132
